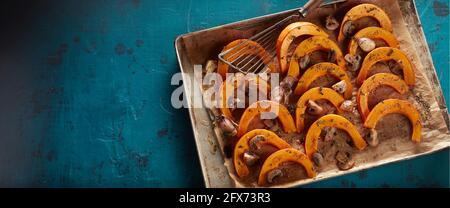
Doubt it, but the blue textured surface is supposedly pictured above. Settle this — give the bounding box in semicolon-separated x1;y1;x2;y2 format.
0;0;448;187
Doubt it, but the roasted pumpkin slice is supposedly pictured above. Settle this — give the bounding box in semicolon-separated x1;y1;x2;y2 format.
357;73;409;121
219;74;271;120
296;87;345;133
357;47;415;86
348;27;399;56
234;129;291;178
237;100;296;137
218;39;276;79
364;99;421;142
276;22;329;74
338;3;393;42
305;114;367;158
258;148;316;186
287;36;346;79
293;63;352;99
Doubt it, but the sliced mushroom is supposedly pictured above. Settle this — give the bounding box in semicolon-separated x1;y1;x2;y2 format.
249;135;266;151
342;20;356;38
366;129;379;147
335;150;355;171
344;54;362;72
299;54;310;69
312;152;325;167
357;37;376;52
243;151;260;166
337;160;355;170
307;100;325;115
325;15;340;31
267;169;283;184
328;49;337;63
281;76;297;89
262;119;280;132
340;100;354;112
324;127;337;142
263;119;275;128
332;80;347;94
205;60;217;73
388;60;403;76
271;85;290;106
216;115;237;137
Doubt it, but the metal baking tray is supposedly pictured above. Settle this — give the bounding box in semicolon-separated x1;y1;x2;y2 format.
174;0;450;188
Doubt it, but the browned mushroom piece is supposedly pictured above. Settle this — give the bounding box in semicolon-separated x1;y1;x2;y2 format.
328;49;337;63
340;100;354;112
366;129;379;147
266;169;283;184
216;115;237;136
307;100;325;116
243;151;260;166
312;152;325;167
325;15;340;31
316;127;357;171
344;54;362;72
342;20;356;38
335;150;355;171
299;54;311;70
387;59;404;76
332;80;347;95
357;37;376;52
248;135;280;160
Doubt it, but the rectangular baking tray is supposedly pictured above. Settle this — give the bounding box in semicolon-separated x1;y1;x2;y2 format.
174;0;450;188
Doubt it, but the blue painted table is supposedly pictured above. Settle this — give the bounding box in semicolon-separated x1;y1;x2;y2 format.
0;0;448;187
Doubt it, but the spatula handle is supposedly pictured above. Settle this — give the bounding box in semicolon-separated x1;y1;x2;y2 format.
299;0;324;17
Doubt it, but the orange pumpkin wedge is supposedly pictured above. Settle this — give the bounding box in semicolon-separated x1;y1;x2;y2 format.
293;63;352;99
219;74;271;120
218;39;276;79
364;99;421;142
287;36;346;79
258;148;316;186
305;114;367;158
296;87;345;133
357;47;415;86
338;3;393;42
234;129;291;178
348;27;399;56
357;73;409;121
237;100;296;137
276;22;329;74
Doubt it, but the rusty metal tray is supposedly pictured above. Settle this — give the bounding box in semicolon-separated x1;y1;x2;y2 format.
174;0;450;188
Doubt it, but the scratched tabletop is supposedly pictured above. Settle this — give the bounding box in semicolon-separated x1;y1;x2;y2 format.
0;0;448;187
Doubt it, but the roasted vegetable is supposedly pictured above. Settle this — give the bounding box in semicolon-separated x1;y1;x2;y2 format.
305;114;367;158
357;73;409;120
287;36;346;79
293;63;353;99
364;99;421;142
237;100;296;137
276;22;329;74
296;87;345;133
338;4;393;42
219;74;270;120
258;148;316;186
348;27;399;56
357;47;415;86
233;129;291;178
